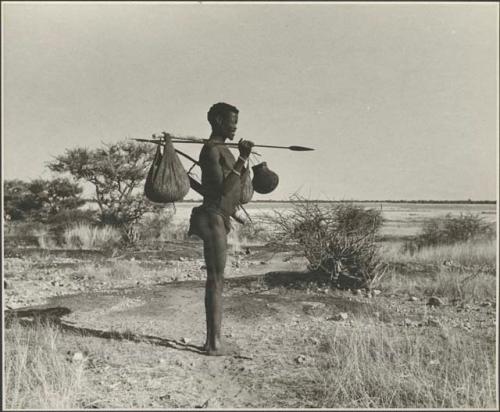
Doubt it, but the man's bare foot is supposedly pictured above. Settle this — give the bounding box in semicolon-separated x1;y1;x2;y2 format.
204;341;241;357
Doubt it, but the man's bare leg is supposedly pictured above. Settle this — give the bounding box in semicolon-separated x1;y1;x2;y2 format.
199;213;228;355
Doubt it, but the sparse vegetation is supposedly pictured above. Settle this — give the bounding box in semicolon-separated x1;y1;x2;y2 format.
301;321;496;408
414;213;495;248
383;239;496;271
4;320;86;409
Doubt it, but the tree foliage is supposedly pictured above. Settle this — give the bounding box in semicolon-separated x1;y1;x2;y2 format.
48;141;155;241
4;178;85;222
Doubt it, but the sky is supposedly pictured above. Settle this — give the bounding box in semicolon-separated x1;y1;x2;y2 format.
2;1;498;201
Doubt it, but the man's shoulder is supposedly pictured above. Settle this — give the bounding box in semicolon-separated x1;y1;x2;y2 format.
200;141;220;163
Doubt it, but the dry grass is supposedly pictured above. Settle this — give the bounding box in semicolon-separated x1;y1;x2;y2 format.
4;320;86;409
377;239;497;301
382;239;496;269
379;267;496;303
298;321;497;408
73;260;149;282
63;224;122;249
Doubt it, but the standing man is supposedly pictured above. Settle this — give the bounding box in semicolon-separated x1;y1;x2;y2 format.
188;102;254;356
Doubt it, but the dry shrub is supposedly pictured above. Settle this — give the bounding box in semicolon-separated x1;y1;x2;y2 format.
134;206;178;242
63;224;122;249
272;197;385;288
235;220;273;244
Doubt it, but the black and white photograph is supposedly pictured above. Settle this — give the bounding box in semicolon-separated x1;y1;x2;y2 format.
2;1;498;409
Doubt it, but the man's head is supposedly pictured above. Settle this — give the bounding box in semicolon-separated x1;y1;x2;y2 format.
207;102;239;140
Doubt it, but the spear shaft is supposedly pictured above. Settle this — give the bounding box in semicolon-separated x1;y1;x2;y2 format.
132;138;314;151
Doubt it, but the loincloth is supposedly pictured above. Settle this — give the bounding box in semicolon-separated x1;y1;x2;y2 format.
188;205;232;239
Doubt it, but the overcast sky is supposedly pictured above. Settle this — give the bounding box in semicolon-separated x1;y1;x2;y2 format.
2;1;498;200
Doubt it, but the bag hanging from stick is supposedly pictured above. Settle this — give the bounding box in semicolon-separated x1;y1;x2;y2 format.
240;165;254;204
144;137;190;203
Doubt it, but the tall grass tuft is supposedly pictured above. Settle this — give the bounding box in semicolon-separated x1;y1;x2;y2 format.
302;322;496;408
63;223;121;249
4;320;85;409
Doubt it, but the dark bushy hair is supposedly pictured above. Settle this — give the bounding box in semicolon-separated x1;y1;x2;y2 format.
207;102;239;128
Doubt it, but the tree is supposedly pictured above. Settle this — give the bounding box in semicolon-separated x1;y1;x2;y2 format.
3;178;85;222
48;140;156;242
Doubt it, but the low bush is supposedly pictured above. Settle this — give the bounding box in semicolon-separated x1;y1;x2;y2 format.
133;206;176;242
415;213;494;248
235;220;274;244
272;197;385;288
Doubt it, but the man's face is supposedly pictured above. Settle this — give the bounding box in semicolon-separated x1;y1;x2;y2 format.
218;112;238;140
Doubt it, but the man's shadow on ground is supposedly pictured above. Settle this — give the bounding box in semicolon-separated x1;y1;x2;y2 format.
4;270;346;359
4;306;206;356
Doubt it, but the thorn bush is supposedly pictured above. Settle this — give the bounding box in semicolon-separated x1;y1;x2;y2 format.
271;197;385;289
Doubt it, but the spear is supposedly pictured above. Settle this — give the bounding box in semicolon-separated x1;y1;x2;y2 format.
131;137;314;151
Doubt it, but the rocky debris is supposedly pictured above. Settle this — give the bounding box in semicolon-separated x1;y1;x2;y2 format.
409;296;419;302
309;337;320;345
462;322;472;331
427;296;444;307
194;399;210;408
457;302;473;312
329;312;348;321
180;337;191;344
302;301;326;316
427;317;441;327
295;354;308;364
72;351;86;363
